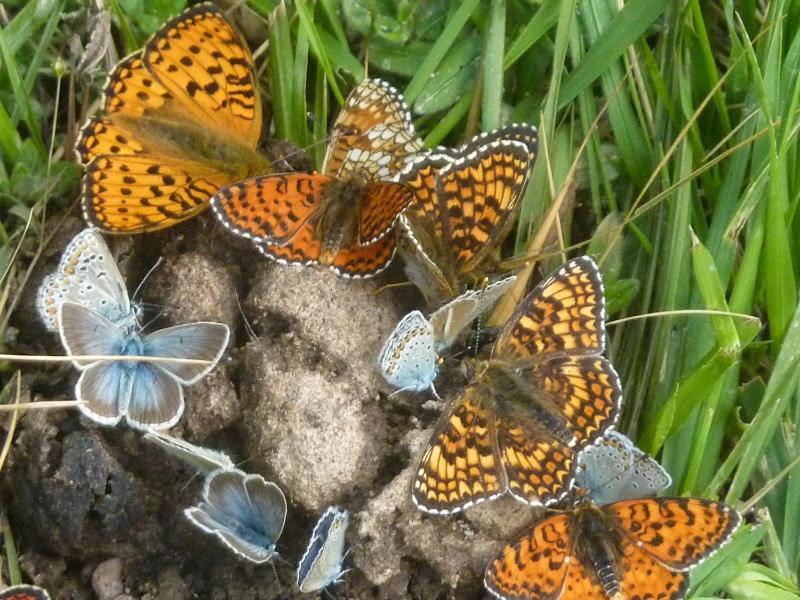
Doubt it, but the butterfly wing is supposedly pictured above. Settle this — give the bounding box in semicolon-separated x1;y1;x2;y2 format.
0;585;51;600
185;468;284;563
396;214;454;304
141;322;230;384
297;506;350;592
433;139;532;274
527;355;621;447
57;302;128;368
324;79;422;176
412;387;506;513
576;431;671;504
618;537;688;600
428;275;517;352
483;512;574;600
77;5;266;233
37;229;132;330
143;430;234;473
256;225;397;279
378;310;437;392
59;302;134;425
211;173;332;244
456;122;538;161
140;3;261;147
494;257;606;360
124;362;184;430
357;180;414;245
607;497;741;571
496;412;575;507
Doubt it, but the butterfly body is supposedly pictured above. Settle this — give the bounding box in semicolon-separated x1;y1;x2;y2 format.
106;113;270;176
311;175;376;264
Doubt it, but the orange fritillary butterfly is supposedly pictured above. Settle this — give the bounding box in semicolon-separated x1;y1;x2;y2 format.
211;78;425;278
397;123;537;304
412;257;621;513
484;496;740;600
0;585;51;600
76;2;272;233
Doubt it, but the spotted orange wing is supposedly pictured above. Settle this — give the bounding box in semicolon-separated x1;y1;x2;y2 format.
357;181;414;245
484;513;577;600
528;355;621;447
412;387;506;514
211;174;331;244
494;257;606;359
437;140;531;275
608;497;741;571
399;137;532;292
496;413;575;507
139;2;261;147
256;226;397;279
324;79;423;177
76;3;267;233
618;539;688;600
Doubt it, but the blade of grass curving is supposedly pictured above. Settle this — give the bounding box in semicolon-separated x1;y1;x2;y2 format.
0;25;46;158
267;2;295;142
424;94;472;148
503;0;559;70
403;0;480;104
295;0;344;105
481;0;505;132
558;0;670;108
318;29;364;80
0;0;59;56
0;103;21;164
706;298;800;502
292;24;311;149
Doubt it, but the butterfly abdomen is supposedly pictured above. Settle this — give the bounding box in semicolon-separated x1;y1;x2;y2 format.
576;505;625;597
315;178;365;263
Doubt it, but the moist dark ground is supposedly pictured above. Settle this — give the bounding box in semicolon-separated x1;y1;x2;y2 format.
3;215;539;599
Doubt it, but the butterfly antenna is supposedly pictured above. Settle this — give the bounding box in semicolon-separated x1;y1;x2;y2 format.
266;558;286;595
371;281;417;296
132;256;164;304
140;308;166;332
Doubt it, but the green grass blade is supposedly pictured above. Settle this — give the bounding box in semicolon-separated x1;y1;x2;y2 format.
481;0;505;132
403;0;480;104
558;0;671;107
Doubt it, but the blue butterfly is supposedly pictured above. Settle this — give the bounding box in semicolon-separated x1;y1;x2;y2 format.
297;506;350;593
378;276;516;395
184;468;287;564
58;302;229;430
575;430;671;504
